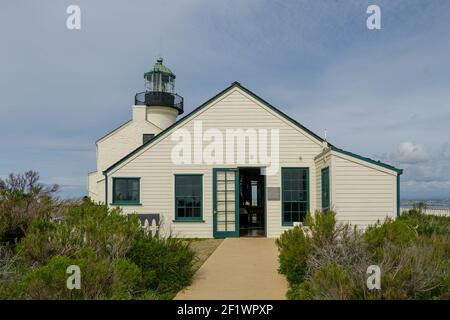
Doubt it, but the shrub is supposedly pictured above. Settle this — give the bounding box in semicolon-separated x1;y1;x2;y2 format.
4;248;144;300
0;171;60;243
371;236;449;300
276;226;311;285
399;209;450;236
0;199;196;300
305;211;339;245
17;199;142;264
126;233;195;299
364;218;416;253
277;210;450;300
413;202;427;213
111;258;143;299
289;263;357;300
276;211;353;286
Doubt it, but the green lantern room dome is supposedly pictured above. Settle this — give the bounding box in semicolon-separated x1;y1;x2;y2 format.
144;57;176;79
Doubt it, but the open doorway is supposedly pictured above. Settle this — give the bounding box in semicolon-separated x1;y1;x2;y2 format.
238;168;265;237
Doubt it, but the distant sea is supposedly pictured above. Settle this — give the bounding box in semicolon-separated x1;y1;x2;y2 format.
401;199;450;209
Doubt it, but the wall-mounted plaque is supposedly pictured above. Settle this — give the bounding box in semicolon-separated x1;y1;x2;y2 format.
267;187;280;201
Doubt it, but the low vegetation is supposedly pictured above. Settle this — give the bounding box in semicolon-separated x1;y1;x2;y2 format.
276;210;450;300
0;171;195;300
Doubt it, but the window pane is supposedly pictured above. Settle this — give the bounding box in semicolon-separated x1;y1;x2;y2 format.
113;178;139;203
299;202;307;213
284;211;291;223
175;175;202;220
282;168;308;223
115;180;127;200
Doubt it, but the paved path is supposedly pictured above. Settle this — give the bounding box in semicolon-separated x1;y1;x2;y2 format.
175;238;288;300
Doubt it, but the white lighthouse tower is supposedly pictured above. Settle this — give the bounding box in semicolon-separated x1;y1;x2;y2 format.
87;57;183;202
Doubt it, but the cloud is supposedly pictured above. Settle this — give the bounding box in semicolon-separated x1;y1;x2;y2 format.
393;142;429;164
382;143;450;199
0;1;449;199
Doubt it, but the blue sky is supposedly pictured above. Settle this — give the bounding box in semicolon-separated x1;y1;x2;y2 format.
0;0;449;199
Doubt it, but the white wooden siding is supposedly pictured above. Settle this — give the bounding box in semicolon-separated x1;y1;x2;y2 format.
331;151;397;228
107;88;324;238
97;119;161;172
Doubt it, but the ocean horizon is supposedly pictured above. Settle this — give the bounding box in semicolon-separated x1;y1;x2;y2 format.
401;199;450;209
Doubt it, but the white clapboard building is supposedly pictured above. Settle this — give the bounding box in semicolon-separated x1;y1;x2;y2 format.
88;58;402;238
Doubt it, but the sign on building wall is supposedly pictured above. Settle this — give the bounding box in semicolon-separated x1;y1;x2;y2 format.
267;187;280;201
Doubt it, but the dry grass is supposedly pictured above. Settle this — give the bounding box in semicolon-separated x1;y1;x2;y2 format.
186;238;224;272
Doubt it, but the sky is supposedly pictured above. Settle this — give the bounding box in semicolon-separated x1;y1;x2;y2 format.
0;0;449;199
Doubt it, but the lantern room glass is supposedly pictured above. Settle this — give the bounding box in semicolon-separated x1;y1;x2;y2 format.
145;72;175;93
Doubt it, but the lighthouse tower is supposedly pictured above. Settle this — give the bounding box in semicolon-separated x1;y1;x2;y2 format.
88;57;183;202
135;57;184;130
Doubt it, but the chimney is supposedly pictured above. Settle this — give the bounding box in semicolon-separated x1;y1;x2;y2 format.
132;105;147;122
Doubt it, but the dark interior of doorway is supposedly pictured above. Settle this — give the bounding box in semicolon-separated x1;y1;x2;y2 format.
239;168;265;237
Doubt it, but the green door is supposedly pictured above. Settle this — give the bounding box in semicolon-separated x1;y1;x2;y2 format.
321;167;330;211
213;168;239;237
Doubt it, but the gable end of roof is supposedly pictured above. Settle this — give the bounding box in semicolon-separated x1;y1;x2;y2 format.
330;146;403;175
103;82;328;174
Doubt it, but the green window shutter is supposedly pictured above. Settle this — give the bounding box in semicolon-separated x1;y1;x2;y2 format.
321;167;330;211
143;134;155;144
175;174;203;221
112;177;140;204
281;168;309;226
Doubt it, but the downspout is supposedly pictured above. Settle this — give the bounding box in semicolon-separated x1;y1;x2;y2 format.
396;170;402;218
103;171;108;207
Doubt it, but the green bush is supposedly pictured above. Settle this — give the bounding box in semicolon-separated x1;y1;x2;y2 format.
111;258;143;299
126;233;195;299
372;236;449;300
289;263;357;300
276;226;311;285
0;171;60;243
0;199;195;300
17;200;142;265
277;210;450;300
399;209;450;236
3;248;145;300
306;211;339;244
364;218;416;256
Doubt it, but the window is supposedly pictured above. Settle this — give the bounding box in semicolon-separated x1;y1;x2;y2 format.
143;133;155;144
175;175;203;221
321;167;330;210
112;178;140;204
281;168;309;225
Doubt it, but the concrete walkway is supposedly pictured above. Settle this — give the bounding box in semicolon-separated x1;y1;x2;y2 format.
175;238;288;300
